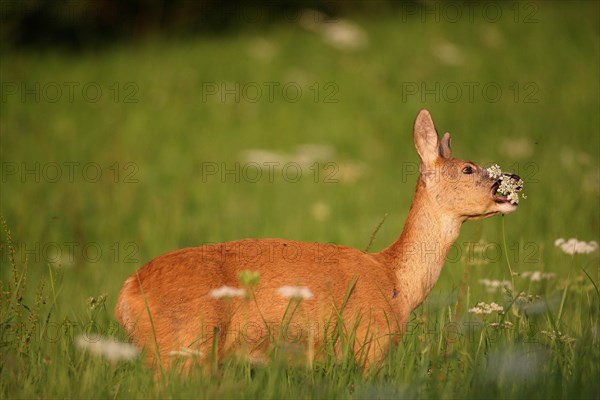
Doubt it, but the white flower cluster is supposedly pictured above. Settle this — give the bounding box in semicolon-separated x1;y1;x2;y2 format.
277;285;314;300
541;330;576;345
489;321;514;329
516;292;541;303
498;178;523;204
520;271;556;282
468;302;504;315
486;164;503;179
76;335;139;362
479;279;512;293
209;285;315;301
554;238;598;255
209;286;246;299
486;164;526;204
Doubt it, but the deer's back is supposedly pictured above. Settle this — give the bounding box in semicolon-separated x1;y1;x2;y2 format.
116;238;400;358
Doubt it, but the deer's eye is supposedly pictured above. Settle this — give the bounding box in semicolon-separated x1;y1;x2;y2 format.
462;166;474;174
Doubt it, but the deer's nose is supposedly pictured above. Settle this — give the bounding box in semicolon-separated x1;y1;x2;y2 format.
504;173;521;180
502;173;523;189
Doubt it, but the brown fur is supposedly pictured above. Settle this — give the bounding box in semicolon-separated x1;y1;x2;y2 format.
115;109;518;369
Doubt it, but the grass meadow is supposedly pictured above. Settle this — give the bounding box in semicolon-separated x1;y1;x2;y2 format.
1;2;599;398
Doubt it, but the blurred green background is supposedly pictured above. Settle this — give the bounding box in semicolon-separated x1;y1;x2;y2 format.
2;0;598;292
1;1;599;398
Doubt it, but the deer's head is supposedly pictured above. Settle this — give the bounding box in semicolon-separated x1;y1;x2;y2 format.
413;109;520;221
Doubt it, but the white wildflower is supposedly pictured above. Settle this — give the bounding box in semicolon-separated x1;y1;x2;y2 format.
507;192;520;204
320;20;368;50
489;321;514;329
486;164;503;179
468;302;504;315
479;279;512;293
530;271;541;282
520;271;556;282
277;285;314;300
76;335;139;362
298;10;367;51
487;164;525;205
498;175;524;204
554;238;598;255
516;292;541;303
209;286;246;299
541;330;576;345
168;348;203;357
498;178;512;194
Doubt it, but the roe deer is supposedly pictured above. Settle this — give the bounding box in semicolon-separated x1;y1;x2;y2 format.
116;109;520;369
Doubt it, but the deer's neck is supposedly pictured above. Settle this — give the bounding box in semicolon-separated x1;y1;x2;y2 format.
379;181;462;312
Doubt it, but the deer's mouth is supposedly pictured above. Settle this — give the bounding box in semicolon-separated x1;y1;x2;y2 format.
491;181;512;204
490;175;522;214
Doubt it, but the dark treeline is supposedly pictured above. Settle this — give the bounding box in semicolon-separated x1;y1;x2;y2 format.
1;0;413;50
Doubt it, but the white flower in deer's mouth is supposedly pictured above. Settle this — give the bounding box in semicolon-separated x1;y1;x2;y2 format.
277;286;314;300
209;286;246;299
486;164;503;179
486;164;525;205
507;191;520;204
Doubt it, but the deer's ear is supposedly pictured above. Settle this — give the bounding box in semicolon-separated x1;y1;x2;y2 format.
439;132;452;159
414;109;440;171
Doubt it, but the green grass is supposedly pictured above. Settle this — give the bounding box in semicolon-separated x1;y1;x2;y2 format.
1;2;599;398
